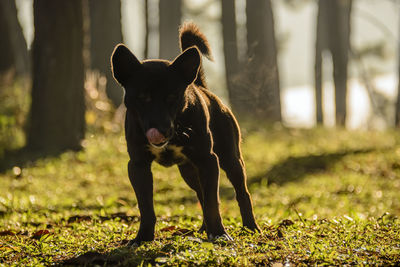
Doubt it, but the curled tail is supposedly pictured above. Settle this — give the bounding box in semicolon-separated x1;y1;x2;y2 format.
179;22;213;88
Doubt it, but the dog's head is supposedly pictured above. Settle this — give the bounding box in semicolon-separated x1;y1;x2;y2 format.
111;44;200;148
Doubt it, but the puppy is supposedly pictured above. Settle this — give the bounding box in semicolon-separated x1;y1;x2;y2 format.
111;22;260;244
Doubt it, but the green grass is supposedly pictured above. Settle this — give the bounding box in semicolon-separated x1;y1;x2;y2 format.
1;127;400;265
0;78;30;157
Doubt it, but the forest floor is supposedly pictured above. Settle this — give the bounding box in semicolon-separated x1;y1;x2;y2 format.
1;126;400;266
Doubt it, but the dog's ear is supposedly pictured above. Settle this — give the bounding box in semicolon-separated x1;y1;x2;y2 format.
111;44;141;86
170;47;200;85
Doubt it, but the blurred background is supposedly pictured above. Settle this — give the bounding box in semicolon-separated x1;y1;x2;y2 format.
0;0;399;158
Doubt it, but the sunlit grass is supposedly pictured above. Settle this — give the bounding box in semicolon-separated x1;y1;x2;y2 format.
1;127;400;265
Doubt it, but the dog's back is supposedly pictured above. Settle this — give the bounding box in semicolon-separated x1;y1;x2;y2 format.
179;23;243;163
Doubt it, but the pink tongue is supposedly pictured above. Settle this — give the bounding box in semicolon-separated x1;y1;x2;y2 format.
146;128;166;144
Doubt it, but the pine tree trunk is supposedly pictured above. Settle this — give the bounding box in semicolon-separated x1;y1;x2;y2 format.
27;0;85;153
0;0;29;77
315;0;352;127
245;0;281;121
396;5;400;127
0;1;15;76
221;0;240;113
328;0;352;126
89;0;123;107
315;0;329;124
159;0;181;60
144;0;149;58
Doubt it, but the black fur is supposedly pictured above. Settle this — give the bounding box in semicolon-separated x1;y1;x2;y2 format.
111;22;260;244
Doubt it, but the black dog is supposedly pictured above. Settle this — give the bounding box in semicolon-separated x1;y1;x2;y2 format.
111;22;260;244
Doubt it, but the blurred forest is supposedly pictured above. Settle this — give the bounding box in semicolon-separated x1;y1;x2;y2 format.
0;0;399;161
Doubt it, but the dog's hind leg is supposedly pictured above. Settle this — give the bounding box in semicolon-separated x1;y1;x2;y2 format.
178;162;206;232
220;155;261;232
212;113;260;232
183;148;231;240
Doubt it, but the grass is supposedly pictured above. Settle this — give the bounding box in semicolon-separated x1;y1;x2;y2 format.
1;126;400;265
0;78;30;157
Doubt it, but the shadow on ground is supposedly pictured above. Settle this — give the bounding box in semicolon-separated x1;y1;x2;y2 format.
59;247;133;266
58;244;176;266
58;234;203;266
248;148;376;186
0;147;76;173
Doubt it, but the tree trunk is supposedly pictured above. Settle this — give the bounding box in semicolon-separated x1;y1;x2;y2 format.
159;0;181;60
221;0;240;113
314;0;352;127
328;0;352;126
144;0;149;58
27;0;85;153
396;5;400;127
314;0;329;124
244;0;281;121
0;1;15;76
89;0;123;107
0;0;30;76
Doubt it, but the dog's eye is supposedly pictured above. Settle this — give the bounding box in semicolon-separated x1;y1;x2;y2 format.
167;95;176;103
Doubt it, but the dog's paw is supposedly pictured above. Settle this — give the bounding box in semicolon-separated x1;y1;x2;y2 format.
208;232;233;242
253;225;262;234
127;239;142;247
243;222;262;233
198;222;206;233
127;235;154;247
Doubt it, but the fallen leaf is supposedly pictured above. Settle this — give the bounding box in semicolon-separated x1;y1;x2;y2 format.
32;229;50;239
0;230;15;236
67;215;92;223
160;226;177;232
279;219;294;227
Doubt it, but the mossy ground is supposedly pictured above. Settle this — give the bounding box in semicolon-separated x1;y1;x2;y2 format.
1;127;400;265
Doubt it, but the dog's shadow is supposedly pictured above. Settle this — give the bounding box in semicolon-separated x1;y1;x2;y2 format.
58;247;131;266
247;148;376;186
58;236;205;266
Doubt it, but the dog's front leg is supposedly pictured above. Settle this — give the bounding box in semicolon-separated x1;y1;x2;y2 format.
194;152;231;241
127;159;156;245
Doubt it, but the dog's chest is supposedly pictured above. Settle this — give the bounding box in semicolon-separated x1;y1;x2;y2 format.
148;145;187;167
